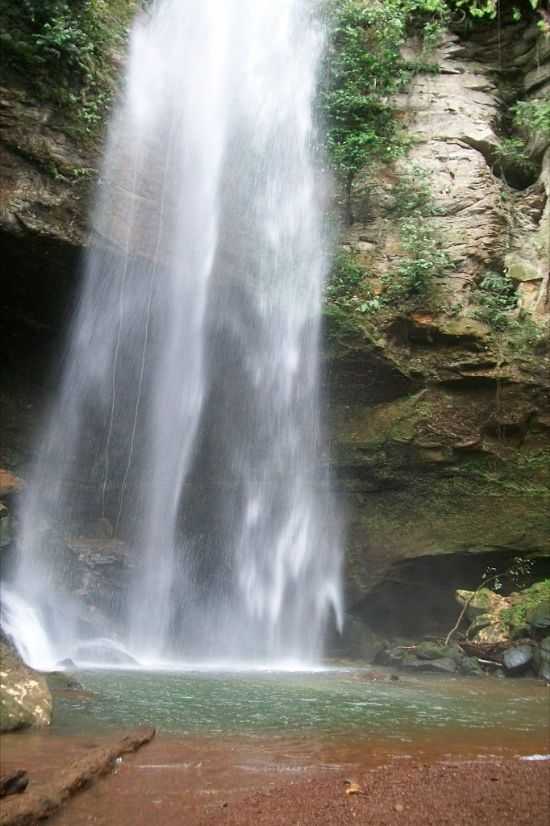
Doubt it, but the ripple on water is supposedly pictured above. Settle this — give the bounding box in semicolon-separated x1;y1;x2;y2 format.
49;668;550;745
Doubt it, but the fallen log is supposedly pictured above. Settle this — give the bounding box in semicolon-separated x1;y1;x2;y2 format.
0;771;29;798
0;726;155;826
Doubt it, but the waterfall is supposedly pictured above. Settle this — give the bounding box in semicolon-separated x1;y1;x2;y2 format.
3;0;343;668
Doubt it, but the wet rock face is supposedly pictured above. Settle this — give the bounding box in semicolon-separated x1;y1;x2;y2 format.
502;644;534;674
0;84;91;335
328;21;550;624
0;85;89;243
347;24;550;315
0;642;52;732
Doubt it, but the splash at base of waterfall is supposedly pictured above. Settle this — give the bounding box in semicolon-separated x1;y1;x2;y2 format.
1;588;58;672
0;588;334;673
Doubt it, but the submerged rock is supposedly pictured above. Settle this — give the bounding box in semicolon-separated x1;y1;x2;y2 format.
0;769;29;798
46;671;83;691
503;644;534;675
535;636;550;681
527;603;550;633
458;656;484;677
538;659;550;683
398;655;458;674
415;642;457;660
456;589;507;623
56;657;77;669
0;642;52;732
72;641;139;666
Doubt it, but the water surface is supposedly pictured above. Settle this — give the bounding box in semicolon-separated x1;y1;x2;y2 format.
52;668;549;744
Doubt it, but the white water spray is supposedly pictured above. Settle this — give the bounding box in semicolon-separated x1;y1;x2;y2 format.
3;0;342;668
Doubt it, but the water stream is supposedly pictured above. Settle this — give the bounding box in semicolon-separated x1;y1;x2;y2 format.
3;0;342;668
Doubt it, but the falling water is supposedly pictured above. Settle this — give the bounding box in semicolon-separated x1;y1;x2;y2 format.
4;0;342;668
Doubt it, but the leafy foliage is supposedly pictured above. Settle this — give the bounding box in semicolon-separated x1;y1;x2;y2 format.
388;218;453;297
449;0;545;22
482;557;534;594
324;168;453;327
501;579;550;632
512;99;550;139
472;270;518;331
444;555;535;645
384;169;453;298
325;250;365;304
493;137;537;183
319;0;412;200
324;250;381;318
0;0;137;131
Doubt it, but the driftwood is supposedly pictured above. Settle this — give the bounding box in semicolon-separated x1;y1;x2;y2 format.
0;726;155;826
459;640;508;662
0;772;29;799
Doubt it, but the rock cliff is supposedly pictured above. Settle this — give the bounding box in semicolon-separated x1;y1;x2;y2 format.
327;19;550;633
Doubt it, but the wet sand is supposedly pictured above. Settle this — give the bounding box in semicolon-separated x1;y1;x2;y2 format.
2;727;549;825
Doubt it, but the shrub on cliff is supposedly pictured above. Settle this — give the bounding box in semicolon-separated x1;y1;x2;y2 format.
0;0;137;131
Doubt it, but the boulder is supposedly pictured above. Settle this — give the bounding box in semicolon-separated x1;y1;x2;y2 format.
0;642;52;732
458;656;484;677
0;769;29;798
398;655;457;674
72;641;139;666
56;657;77;669
527;602;550;633
0;503;10;548
0;470;24;500
425;657;458;675
503;644;534;675
456;588;506;622
415;641;455;660
45;671;83;691
467;613;493;638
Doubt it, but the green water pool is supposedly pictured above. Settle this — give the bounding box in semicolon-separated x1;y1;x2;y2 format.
53;668;549;742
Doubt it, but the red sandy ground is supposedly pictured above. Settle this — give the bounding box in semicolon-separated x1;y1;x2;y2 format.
209;761;550;826
2;731;550;825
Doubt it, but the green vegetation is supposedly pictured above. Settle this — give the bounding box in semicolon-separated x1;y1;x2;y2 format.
319;0;457;220
459;451;550;498
512;99;550;140
493;137;537;182
445;556;535;645
501;579;550;634
324;167;453;329
320;0;547;215
450;0;547;29
325;250;365;306
471;270;548;353
320;0;411;218
387;217;453;298
385;169;453;299
472;270;518;331
0;0;138;132
323;250;382;336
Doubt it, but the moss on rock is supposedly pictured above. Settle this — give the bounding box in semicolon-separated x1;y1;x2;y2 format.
0;642;52;732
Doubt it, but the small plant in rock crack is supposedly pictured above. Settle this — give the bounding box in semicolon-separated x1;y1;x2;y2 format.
492;138;537;184
472;270;518;331
383;218;453;300
324;249;382;323
325;250;364;305
512;100;550;140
